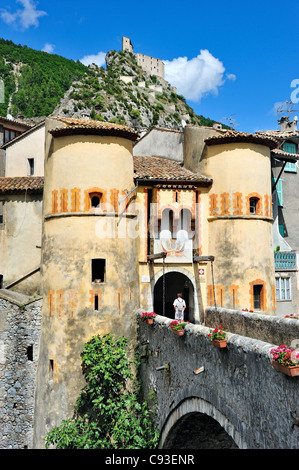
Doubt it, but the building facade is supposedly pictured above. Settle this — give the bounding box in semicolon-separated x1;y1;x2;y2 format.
0;116;282;447
257;116;299;316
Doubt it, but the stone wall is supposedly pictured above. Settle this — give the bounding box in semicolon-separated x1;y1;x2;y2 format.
0;296;42;449
138;312;299;449
204;306;299;347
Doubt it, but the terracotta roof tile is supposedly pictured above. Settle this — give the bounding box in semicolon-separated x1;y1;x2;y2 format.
0;177;44;193
0;116;32;130
49;116;139;141
133;156;212;185
257;130;299;139
205;130;278;149
271;148;299;160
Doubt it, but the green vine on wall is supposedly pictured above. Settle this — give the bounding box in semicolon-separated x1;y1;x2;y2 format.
44;333;159;449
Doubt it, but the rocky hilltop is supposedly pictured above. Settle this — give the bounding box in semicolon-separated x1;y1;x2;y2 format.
0;38;225;130
53;50;220;130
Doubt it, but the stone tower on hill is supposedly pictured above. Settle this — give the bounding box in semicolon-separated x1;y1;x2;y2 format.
122;36;165;80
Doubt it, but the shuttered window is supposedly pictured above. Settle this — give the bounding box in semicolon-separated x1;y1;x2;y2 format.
283;142;297;172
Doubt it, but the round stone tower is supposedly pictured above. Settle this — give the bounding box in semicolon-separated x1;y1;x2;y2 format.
33;117;140;447
199;131;277;314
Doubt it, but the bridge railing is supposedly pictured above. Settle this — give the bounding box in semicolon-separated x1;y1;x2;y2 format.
204;306;299;347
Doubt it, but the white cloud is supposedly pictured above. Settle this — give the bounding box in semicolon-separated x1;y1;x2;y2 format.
226;73;236;81
0;0;47;30
42;43;55;54
164;50;235;102
79;52;106;68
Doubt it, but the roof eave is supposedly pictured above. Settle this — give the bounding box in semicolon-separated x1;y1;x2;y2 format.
134;177;212;187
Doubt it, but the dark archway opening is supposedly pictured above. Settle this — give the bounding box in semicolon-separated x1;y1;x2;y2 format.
153;272;194;322
163;412;238;449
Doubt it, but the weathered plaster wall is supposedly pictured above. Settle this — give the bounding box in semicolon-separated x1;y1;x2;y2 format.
33;120;140;448
133;129;183;161
138;312;299;449
0;296;42;449
0;194;42;294
183;125;219;173
5;124;45;177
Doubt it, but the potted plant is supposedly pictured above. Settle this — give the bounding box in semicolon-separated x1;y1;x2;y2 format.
284;314;299;319
169;320;190;336
140;312;157;325
270;344;299;377
208;325;227;348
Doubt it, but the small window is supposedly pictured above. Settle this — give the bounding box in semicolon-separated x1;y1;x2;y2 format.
28;158;34;176
253;284;263;310
91;195;100;207
4;129;10;143
90;192;102;209
0;274;3;288
283;142;296;154
249;197;259;214
284;161;297;173
0;200;4;229
27;345;33;361
94;294;99;311
92;258;106;283
276;277;291;301
49;359;54;379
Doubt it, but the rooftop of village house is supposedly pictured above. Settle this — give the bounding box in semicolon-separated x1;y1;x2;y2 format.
133;155;212;186
48;116;139;141
204;130;278;149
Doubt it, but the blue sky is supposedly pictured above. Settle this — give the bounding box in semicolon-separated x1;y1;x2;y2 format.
0;0;298;132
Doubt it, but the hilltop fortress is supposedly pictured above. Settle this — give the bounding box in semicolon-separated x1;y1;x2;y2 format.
122;36;165;80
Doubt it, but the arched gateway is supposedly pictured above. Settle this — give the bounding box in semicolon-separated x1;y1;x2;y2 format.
152;268;199;323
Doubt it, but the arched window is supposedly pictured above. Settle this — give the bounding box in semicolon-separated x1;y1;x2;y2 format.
161;209;174;237
178;208;193;238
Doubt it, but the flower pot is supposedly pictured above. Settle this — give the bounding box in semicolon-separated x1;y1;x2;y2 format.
212;339;227;348
172;329;184;336
145;319;154;325
271;360;299;377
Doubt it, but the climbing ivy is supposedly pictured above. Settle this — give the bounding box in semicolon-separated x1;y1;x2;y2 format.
44;334;159;449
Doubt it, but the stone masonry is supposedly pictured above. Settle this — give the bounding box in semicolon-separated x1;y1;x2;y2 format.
138;310;299;449
0;293;42;449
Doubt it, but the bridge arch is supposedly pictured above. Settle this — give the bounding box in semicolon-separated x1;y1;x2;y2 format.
151;267;200;323
159;397;244;449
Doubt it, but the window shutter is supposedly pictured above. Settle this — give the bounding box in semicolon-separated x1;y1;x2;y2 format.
272;178;283;206
283;142;296;154
278;224;284;237
285;162;297;172
283;142;297;172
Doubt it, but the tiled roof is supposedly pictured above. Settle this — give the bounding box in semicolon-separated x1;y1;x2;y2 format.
205;130;278;149
0;177;44;193
271;148;299;160
49;116;139;141
133;156;212;185
257;130;299;139
0;116;32;130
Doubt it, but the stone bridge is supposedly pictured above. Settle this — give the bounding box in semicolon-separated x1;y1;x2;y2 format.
138;308;299;449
